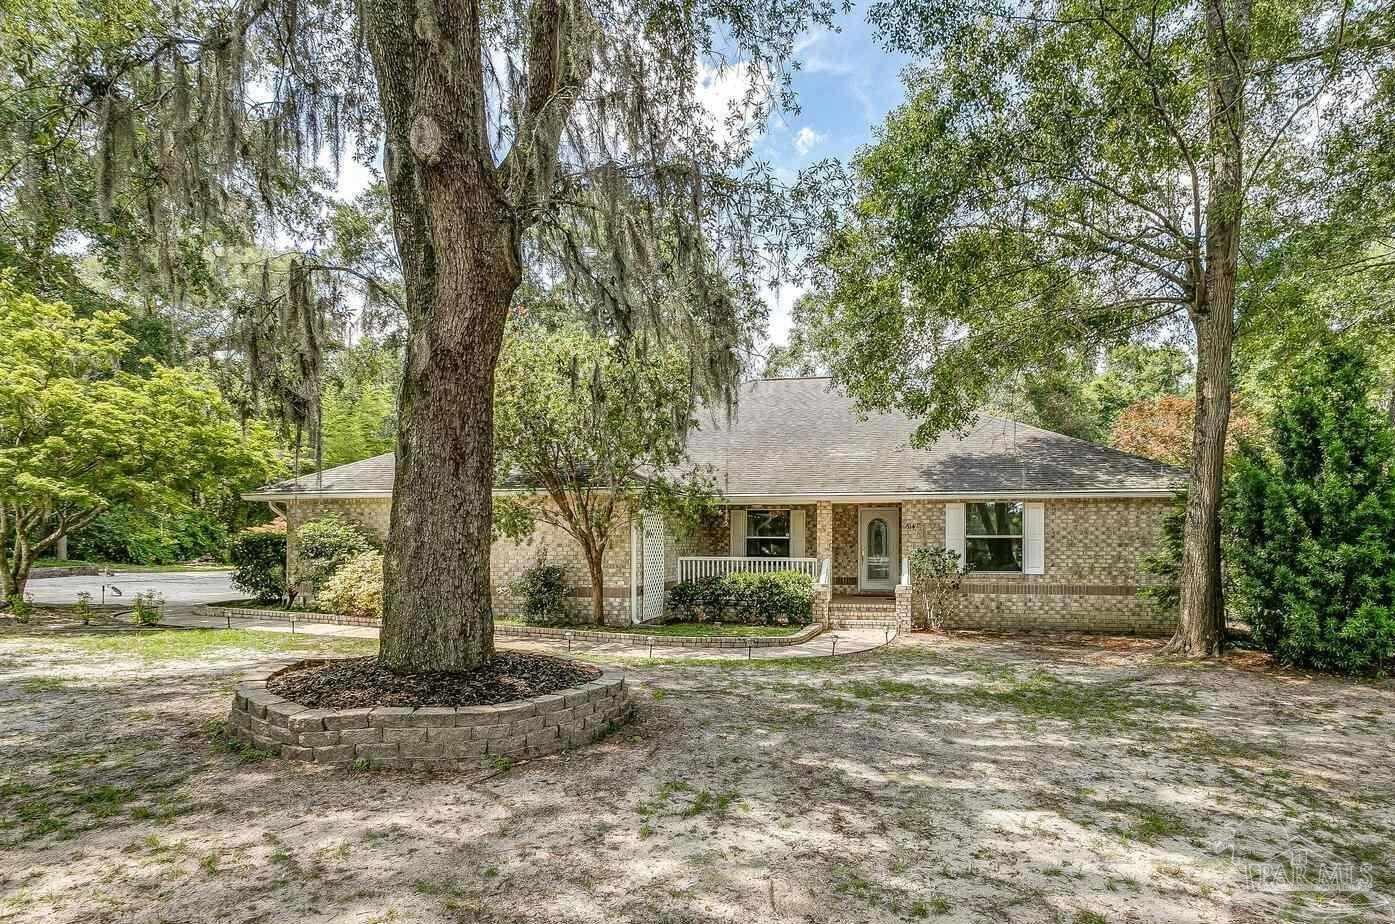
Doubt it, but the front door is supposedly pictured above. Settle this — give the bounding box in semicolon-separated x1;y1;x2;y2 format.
857;506;899;592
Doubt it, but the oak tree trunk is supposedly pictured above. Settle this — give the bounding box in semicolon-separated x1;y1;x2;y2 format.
364;0;522;672
1168;0;1250;657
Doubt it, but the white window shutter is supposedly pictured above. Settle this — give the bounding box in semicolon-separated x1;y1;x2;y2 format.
729;509;747;556
790;509;807;558
1024;502;1045;575
944;502;966;564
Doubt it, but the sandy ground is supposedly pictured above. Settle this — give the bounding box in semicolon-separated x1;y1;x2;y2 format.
1;610;1392;924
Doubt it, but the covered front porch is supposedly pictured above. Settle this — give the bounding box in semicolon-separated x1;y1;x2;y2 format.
673;501;917;625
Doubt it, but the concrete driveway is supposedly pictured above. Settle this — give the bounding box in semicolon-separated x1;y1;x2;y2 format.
24;570;239;606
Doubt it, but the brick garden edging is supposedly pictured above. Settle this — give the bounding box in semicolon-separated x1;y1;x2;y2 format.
229;659;631;769
496;622;823;649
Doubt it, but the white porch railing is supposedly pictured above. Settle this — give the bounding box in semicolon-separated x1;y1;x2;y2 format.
678;556;819;582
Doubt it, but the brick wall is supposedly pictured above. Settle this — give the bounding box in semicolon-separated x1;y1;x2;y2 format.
284;493;1174;635
284;496;635;625
901;497;1174;634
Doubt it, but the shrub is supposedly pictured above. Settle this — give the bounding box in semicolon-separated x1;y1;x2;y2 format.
1137;493;1185;618
230;530;288;604
131;590;164;626
1227;343;1395;675
294;515;376;591
666;570;814;625
511;553;568;625
908;546;966;629
316;551;384;620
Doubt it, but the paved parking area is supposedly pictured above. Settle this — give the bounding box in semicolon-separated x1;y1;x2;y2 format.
24;570;239;606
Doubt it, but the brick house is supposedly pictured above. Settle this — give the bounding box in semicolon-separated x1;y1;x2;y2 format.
245;377;1185;633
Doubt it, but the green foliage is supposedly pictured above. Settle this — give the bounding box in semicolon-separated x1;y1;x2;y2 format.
316;551;383;620
319;338;401;469
510;553;569;625
802;0;1382;440
69;504;226;565
908;546;966;629
230;531;289;604
666;571;814;626
1138;496;1186;619
292;515;376;590
0;276;280;600
131;590;164;626
494;324;716;623
1227;344;1395;674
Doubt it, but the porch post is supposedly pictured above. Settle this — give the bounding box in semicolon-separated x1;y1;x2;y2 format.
813;501;834;626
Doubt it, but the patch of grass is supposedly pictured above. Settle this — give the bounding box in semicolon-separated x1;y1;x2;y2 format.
59;628;376;662
679;788;740;819
604;622;805;638
18;677;69;693
956;670;1199;727
1073;912;1109;924
33;559;231;573
911;894;951;917
205;719;276;764
1097;799;1194;844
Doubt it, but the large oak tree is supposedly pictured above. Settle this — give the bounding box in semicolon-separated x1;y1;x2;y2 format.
802;0;1395;655
3;0;840;669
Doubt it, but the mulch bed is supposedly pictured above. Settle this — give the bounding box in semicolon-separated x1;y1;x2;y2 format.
266;653;602;709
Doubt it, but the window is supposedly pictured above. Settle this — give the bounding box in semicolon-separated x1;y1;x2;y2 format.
965;501;1024;572
746;509;790;558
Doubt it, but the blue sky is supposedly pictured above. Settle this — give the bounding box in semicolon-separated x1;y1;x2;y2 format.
719;7;912;344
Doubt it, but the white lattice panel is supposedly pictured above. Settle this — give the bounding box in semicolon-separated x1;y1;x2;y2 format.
642;512;666;623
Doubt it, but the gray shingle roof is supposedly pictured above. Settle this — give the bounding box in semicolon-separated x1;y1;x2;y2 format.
246;376;1185;499
684;377;1184;496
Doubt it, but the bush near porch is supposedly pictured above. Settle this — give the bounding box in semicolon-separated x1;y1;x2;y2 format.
666;570;815;626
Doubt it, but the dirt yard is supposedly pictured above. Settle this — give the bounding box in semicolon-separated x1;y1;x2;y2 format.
1;609;1392;924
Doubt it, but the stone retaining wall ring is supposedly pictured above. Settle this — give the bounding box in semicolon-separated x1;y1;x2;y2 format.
229;659;631;769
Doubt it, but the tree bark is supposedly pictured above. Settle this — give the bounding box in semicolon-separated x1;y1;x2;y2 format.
1171;307;1233;656
1167;0;1250;657
584;544;607;626
364;0;522;672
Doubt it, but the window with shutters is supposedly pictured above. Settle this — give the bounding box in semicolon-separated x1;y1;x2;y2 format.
745;509;790;557
964;501;1024;572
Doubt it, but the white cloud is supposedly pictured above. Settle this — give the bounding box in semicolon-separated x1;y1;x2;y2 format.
766;280;810;345
792;126;825;156
696;60;769;149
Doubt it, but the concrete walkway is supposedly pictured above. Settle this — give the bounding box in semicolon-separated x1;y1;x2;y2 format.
159;610;895;660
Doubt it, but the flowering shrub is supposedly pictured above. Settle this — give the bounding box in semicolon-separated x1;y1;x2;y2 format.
294;515;376;591
316;551;384;620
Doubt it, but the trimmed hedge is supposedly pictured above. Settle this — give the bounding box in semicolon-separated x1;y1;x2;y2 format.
666;570;814;626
